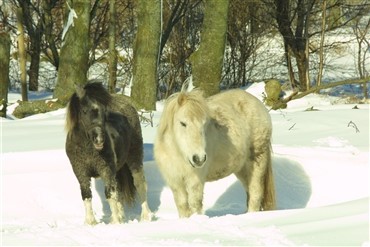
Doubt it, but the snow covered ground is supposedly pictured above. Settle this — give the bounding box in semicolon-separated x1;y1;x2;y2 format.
1;83;369;246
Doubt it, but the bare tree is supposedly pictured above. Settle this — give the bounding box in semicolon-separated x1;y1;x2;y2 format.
54;0;92;101
160;0;202;56
16;7;27;101
108;0;117;93
316;0;327;87
352;4;370;99
41;0;63;70
158;0;203;98
131;0;161;110
189;0;229;97
13;0;44;91
0;9;11;117
224;0;271;88
273;0;315;91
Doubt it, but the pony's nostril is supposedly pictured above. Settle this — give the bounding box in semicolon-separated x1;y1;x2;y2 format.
192;155;200;164
192;154;206;165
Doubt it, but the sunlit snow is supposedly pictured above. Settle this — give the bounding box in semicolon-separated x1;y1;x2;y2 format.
1;82;369;246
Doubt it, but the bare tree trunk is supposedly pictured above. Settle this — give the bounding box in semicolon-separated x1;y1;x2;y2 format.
352;13;370;99
28;24;42;91
303;0;312;91
41;0;60;69
296;51;309;91
285;42;296;89
14;0;60;79
131;0;161;110
54;0;91;101
108;0;117;94
16;7;28;101
0;30;11;117
275;0;314;92
316;0;327;87
17;0;43;92
190;0;229;97
304;39;310;90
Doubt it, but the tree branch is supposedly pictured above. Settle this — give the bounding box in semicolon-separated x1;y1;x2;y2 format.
271;77;370;109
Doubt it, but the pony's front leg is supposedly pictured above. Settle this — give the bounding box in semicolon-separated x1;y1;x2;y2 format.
132;168;152;221
171;185;192;218
186;179;204;216
78;179;98;225
84;198;98;225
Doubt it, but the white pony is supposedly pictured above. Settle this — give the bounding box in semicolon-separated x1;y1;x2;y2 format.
154;88;275;218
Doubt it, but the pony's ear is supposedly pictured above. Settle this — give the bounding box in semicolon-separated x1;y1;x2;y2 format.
177;92;187;106
74;83;85;99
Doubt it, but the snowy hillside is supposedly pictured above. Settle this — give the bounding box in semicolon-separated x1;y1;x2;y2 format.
1;83;369;246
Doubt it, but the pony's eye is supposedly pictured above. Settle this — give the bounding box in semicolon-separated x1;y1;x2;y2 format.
180;121;187;127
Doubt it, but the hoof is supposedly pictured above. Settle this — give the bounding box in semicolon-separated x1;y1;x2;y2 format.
110;217;123;224
141;211;154;221
84;218;98;225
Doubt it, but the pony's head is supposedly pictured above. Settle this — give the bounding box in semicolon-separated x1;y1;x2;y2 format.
66;81;112;151
158;90;210;168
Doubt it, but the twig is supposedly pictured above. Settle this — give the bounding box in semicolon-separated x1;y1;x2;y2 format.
288;123;296;130
139;110;154;127
347;121;360;133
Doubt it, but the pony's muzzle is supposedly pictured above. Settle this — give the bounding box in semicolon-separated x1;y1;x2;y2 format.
89;127;105;150
191;154;207;168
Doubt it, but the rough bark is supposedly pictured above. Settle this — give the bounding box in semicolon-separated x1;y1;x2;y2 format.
285;43;296;89
16;7;28;101
190;0;229;97
0;31;11;117
27;23;42;91
131;0;161;110
108;0;117;94
54;0;91;101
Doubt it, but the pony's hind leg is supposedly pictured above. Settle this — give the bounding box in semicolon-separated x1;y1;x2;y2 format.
101;171;124;224
131;168;152;221
246;149;274;212
107;189;124;224
235;160;266;213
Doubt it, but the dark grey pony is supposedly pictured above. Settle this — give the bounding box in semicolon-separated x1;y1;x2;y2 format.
65;81;152;225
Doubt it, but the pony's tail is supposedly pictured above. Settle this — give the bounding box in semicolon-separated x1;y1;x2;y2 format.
117;164;136;206
263;144;276;211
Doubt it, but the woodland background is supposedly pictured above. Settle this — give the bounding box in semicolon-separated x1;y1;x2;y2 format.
0;0;369;117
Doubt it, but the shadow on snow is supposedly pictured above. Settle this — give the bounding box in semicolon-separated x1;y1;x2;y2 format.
206;155;312;217
94;144;311;220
